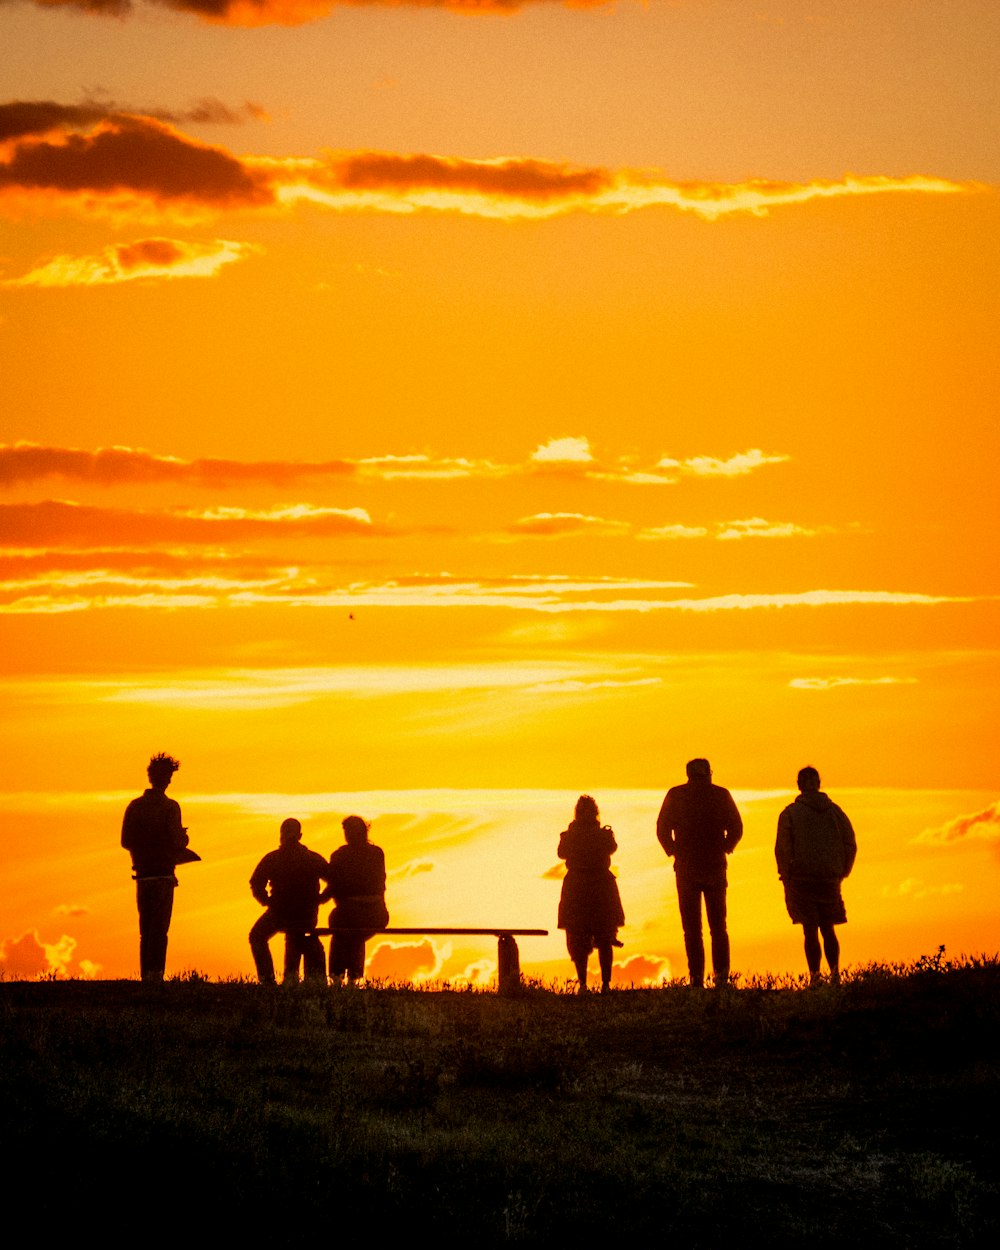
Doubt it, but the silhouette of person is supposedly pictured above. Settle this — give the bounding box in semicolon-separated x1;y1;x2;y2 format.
557;795;625;994
249;818;330;985
325;816;388;985
776;766;857;986
121;752;189;982
657;758;743;989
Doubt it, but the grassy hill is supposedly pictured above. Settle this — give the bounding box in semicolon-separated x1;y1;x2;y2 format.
2;956;997;1244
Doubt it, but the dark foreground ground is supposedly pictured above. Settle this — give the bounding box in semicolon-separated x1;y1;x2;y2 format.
2;958;998;1245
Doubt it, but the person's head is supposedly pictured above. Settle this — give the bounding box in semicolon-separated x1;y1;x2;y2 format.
147;752;180;791
575;794;599;823
342;815;370;845
686;758;712;781
279;817;302;846
797;766;821;793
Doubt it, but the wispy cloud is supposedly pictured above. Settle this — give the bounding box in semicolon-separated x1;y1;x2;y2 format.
0;104;968;223
1;570;981;617
715;517;827;541
881;878;964;901
506;512;633;538
657;449;790;478
914;802;1000;846
0;499;379;546
789;676;918;691
2;237;257;287
3;0;614;26
92;661;639;707
0;439;788;488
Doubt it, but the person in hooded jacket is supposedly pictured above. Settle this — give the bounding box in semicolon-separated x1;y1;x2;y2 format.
775;766;857;985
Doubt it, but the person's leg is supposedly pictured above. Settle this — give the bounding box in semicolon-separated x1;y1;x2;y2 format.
566;931;590;991
675;875;706;988
596;938;613;992
281;934;302;985
703;882;730;987
329;932;347;983
138;878;174;982
820;923;841;983
802;924;822;982
301;933;327;983
346;934;366;982
249;912;280;984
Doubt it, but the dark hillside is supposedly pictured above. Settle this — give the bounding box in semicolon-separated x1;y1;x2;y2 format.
2;960;997;1244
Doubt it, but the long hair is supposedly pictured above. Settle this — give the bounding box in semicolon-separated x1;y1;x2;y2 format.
574;794;599;824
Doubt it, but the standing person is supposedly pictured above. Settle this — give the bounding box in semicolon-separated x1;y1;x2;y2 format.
249;818;330;985
776;766;857;986
656;758;743;989
557;795;625;994
326;816;388;985
121;752;190;983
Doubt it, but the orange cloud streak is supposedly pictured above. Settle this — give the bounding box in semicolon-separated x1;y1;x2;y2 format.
4;0;611;27
0;105;969;222
3;237;258;287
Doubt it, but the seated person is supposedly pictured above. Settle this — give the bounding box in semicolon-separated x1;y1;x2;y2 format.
325;815;388;984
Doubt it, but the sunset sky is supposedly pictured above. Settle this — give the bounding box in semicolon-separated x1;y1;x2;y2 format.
2;0;998;985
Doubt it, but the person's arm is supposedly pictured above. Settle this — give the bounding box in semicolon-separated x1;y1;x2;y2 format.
121;801;137;850
775;808;792;880
723;793;743;854
837;808;858;878
656;796;675;857
168;799;189;854
249;859;271;907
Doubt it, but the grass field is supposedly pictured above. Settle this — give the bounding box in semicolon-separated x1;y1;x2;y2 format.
2;956;997;1244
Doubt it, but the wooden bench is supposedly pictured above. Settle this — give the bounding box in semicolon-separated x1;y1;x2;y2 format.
310;927;548;992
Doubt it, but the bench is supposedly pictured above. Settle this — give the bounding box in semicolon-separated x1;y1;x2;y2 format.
310;927;549;992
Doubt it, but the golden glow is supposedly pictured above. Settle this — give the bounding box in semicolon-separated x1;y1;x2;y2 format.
2;1;998;983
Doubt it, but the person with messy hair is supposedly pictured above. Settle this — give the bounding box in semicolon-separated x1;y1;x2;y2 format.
557;795;625;994
325;816;388;984
121;753;191;982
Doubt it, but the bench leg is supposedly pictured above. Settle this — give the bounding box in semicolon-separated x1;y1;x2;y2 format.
497;933;521;994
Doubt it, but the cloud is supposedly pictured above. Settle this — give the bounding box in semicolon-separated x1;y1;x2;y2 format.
391;858;435;879
526;676;661;693
453;958;495;988
80;660;663;708
0;98;265;142
0;559;981;617
881;878;964;901
506;512;632;538
0;111;271;214
609;953;672;987
3;237;258;287
789;676;918;691
2;0;614;25
715;518;824;541
0;499;378;546
0;440;788;488
914;802;1000;846
0;929;86;978
0;105;967;222
530;436;594;466
638;524;711;540
53;903;89;917
660;449;790;478
366;938;447;984
541;863;566;880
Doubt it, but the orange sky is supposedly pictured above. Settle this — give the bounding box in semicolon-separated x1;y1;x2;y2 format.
2;0;998;984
